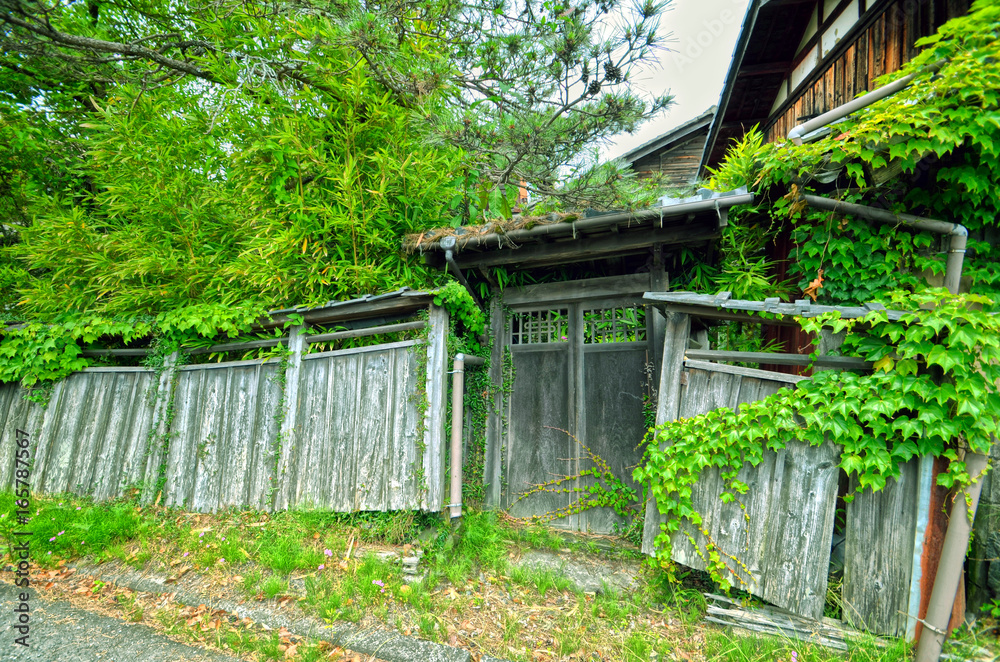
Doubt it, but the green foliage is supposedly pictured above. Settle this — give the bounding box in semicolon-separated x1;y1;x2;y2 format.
634;290;999;586
513;427;640;526
433;281;486;352
705;0;1000;305
0;316;152;389
10;74;458;317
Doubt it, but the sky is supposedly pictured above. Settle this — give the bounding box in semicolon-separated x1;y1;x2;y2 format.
601;0;752;161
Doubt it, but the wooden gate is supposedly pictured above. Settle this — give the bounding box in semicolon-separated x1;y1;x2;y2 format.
484;274;660;533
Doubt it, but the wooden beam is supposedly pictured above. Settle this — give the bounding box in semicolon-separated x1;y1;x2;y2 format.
739;62;793;77
653;303;800;326
684;359;807;384
686;349;872;370
503;273;652;306
259;293;434;330
306;320;425;344
453;225;719;270
80;348;150;357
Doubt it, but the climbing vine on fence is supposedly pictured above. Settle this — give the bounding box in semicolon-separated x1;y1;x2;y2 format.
633;289;1000;586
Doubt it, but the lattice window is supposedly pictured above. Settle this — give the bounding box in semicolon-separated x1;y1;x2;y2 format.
583;306;646;344
510;309;570;344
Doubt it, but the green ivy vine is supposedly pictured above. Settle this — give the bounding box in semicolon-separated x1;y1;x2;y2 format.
633;290;1000;586
701;0;1000;307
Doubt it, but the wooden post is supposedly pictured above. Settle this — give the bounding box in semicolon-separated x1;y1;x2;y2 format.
648;267;670;387
641;311;691;556
141;351;179;505
422;305;449;511
272;325;307;511
483;297;506;509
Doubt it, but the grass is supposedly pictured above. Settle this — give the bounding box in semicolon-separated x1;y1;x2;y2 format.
703;630;914;662
1;491;964;662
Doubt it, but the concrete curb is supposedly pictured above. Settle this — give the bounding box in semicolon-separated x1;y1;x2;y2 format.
72;562;508;662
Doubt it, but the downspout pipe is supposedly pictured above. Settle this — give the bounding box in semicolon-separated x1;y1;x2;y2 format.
449;353;486;523
800;194;967;294
801;193;978;660
788;60;946;145
440;235;484;309
915;450;990;662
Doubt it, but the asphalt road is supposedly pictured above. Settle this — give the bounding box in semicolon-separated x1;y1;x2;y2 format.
0;582;247;662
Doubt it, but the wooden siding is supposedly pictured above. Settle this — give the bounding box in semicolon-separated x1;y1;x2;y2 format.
630;127;710;185
767;0;972;141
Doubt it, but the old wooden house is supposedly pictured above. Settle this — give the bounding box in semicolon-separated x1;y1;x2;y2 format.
620;106;715;186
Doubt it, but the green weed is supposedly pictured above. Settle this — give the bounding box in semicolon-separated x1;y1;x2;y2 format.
262;574;287;599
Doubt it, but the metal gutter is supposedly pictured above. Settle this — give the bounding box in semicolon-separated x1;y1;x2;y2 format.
787;60;946;145
800;194;967;294
433;193;754;254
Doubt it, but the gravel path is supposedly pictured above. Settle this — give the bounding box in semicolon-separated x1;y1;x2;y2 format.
0;582;247;662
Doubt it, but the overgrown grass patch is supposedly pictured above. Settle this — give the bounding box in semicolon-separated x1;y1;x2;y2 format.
703;630;913;662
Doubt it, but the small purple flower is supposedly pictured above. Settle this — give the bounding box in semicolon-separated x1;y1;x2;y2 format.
183;552;189;558
324;549;333;557
199;531;205;538
76;507;81;511
221;537;225;541
58;531;64;536
318;564;325;570
49;537;56;542
47;551;51;555
372;579;384;587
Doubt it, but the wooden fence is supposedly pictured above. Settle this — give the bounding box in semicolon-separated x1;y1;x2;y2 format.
640;294;958;637
0;306;449;513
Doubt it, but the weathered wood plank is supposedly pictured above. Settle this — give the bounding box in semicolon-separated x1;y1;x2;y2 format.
422;305;450;511
272;324;308;511
503;348;571;519
641;310;691;555
576;347;648;534
652;364;840;620
685;349;870;370
483;298;507;509
453;225;719;270
502;273;652;306
843;460;920;637
684;359;808;384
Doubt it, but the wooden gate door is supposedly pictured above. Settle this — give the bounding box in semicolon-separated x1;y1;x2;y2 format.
494;274;657;533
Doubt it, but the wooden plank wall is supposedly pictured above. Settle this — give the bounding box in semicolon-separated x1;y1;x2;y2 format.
0;371;156;500
630;128;710;185
0;337;446;513
659;364;840;620
767;0;972;141
842;460;921;637
284;342;427;512
165;362;284;512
